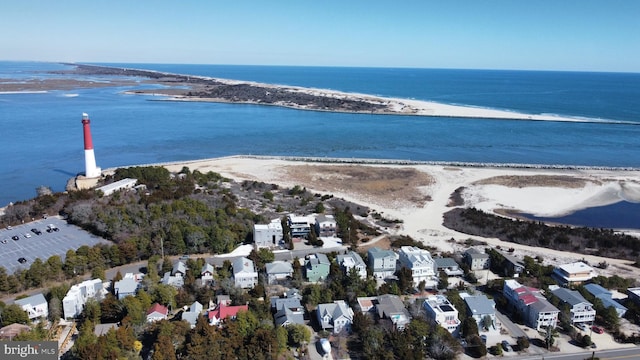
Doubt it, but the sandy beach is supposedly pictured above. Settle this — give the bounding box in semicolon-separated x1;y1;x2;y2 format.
146;77;603;122
143;156;640;277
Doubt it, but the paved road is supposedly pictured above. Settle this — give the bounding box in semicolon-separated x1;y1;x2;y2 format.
496;311;527;339
518;346;640;360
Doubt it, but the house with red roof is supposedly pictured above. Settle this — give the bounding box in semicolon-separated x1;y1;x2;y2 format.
503;279;559;330
207;304;248;326
146;303;169;323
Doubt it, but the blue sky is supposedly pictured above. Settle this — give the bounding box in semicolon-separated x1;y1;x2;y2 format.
2;1;639;72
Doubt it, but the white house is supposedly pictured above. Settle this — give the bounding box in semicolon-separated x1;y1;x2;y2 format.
423;295;460;335
201;263;215;285
233;257;258;289
317;300;354;334
288;214;313;238
161;261;186;288
14;293;48;321
265;261;294;284
114;273;143;300
254;219;284;249
146;303;169;323
551;287;596;324
552;261;597;286
96;178;137;196
397;246;437;288
315;214;337;237
367;247;397;280
337;251;367;279
63;278;108;319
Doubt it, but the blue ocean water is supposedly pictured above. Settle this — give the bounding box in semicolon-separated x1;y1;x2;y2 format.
521;201;640;230
1;61;639;208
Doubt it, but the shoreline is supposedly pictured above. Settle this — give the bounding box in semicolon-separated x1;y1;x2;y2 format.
62;63;636;124
102;154;640;173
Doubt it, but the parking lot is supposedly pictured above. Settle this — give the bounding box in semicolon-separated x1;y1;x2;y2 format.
0;217;110;274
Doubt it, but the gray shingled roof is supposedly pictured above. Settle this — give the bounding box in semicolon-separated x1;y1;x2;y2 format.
552;287;591;306
434;257;459;268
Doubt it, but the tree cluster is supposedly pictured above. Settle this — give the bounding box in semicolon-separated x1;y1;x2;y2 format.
444;207;640;260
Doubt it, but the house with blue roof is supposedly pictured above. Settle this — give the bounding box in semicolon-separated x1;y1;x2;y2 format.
584;283;627;318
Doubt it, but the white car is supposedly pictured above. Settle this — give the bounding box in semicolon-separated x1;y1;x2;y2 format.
24;233;31;238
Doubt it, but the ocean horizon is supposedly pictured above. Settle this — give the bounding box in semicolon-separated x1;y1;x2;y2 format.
0;61;639;206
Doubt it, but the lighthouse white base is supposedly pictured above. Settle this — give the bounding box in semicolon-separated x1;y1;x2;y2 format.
84;149;102;178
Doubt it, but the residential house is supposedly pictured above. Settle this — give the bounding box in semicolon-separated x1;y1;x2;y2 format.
503;279;559;330
304;253;331;282
397;246;437;288
502;253;525;277
552;262;597;286
265;261;294;284
254;219;284;249
315;214;337;237
146;303;169;323
374;294;411;330
63;278;108;319
434;257;464;276
461;293;497;331
233;257;258;289
161;261;186;288
271;292;305;327
288;214;313;238
464;248;490;271
201;263;215;285
367;247;397;280
627;287;640;306
114;273;143;300
423;295;460;335
208;304;248;326
551;287;596;324
181;301;204;329
584;283;627;318
14;293;48;321
337;251;367;279
317;300;354;334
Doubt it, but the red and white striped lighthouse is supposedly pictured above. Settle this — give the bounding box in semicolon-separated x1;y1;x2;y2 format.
81;113;101;178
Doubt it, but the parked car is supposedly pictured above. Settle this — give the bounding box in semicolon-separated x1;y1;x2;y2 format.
18;257;27;264
46;224;59;232
12;235;19;241
31;228;42;235
23;233;31;238
501;340;512;352
576;322;587;331
592;326;604;334
480;335;487;344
